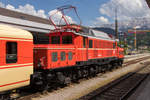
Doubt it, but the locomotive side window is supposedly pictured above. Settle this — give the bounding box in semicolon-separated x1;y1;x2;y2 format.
113;43;116;48
51;36;60;44
52;52;58;62
68;52;73;60
62;35;72;44
61;52;66;61
6;42;17;63
89;40;93;48
83;37;86;48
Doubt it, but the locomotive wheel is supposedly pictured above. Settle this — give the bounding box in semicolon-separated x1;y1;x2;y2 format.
56;72;65;85
83;69;88;78
89;67;96;77
119;61;123;67
108;64;112;71
98;66;102;73
72;73;79;83
95;66;99;74
64;77;71;85
77;70;82;79
115;63;119;69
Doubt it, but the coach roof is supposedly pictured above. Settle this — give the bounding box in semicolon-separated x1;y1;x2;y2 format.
0;24;33;40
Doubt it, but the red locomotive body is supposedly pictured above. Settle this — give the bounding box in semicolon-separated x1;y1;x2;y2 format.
34;29;123;71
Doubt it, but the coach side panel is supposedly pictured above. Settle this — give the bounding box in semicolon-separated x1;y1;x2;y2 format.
0;39;33;93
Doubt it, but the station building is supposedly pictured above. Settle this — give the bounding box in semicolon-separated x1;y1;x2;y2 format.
0;7;54;34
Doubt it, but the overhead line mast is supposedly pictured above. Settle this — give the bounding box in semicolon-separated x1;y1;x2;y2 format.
115;8;118;39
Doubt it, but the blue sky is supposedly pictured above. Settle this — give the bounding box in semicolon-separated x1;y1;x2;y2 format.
0;0;111;26
0;0;149;27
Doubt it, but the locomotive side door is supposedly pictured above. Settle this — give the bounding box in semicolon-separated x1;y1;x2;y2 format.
83;37;88;61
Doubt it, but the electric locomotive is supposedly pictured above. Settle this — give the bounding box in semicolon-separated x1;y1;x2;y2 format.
0;5;124;95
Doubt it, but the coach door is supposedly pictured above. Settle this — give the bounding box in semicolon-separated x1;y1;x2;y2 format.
0;40;4;65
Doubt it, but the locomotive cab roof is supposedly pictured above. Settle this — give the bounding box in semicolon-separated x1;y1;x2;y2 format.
0;24;33;40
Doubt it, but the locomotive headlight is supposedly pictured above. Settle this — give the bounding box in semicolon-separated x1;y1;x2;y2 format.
37;57;46;68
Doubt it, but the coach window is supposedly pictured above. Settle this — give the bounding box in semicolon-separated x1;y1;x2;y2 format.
89;40;93;48
62;35;72;44
61;52;66;61
51;36;60;44
52;52;58;62
6;42;17;63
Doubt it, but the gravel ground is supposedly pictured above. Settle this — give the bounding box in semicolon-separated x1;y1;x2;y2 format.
30;54;150;100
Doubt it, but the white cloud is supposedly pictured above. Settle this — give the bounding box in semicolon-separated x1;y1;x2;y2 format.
6;4;15;10
97;16;109;23
99;0;150;21
93;16;110;26
15;4;47;18
0;2;5;8
48;9;76;25
0;2;47;18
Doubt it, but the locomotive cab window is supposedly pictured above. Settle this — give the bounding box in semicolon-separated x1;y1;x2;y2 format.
6;42;17;63
51;36;60;44
62;35;72;44
83;37;86;48
89;40;93;48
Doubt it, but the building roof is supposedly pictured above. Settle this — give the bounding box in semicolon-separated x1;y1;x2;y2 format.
0;7;54;33
0;7;50;24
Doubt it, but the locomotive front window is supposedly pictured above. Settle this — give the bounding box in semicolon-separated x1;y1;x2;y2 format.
6;42;17;63
51;36;60;44
61;52;66;61
62;35;72;44
52;52;58;62
68;52;73;60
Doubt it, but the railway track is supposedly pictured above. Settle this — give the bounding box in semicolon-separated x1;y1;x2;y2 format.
9;56;150;100
78;62;150;100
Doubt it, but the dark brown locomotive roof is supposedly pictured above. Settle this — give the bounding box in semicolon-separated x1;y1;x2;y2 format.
0;7;51;24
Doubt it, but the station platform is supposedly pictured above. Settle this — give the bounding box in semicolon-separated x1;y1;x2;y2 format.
128;74;150;100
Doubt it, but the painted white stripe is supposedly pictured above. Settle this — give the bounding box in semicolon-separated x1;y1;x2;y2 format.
0;63;33;68
0;37;33;42
34;47;116;50
34;48;75;50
